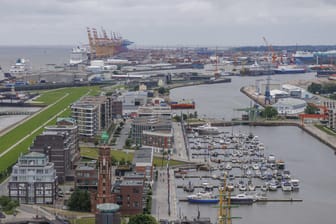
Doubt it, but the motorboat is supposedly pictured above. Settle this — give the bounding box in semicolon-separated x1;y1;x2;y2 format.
226;182;235;192
202;182;214;192
230;193;254;205
283;170;291;179
268;154;276;163
248;183;256;191
261;184;268;192
239;184;247;191
290;179;300;191
268;182;278;191
187;192;219;204
183;181;195;192
276;160;285;170
281;181;293;192
252;163;260;170
225;163;232;170
193;123;220;135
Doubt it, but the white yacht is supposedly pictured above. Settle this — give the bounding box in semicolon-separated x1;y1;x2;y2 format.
281;181;293;192
193;123;220;135
290;179;300;191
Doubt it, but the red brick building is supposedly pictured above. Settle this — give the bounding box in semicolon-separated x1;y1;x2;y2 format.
91;145;115;213
117;180;144;215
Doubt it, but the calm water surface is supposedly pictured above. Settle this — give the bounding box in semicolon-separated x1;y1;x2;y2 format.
171;75;336;224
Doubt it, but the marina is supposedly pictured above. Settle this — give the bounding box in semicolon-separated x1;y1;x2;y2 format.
170;78;336;224
176;129;302;206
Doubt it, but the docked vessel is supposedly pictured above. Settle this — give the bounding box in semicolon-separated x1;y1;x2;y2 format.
170;99;195;109
193;123;219;135
240;61;274;76
230;193;255;205
281;181;293;192
290;179;300;191
293;51;315;62
187;192;219;204
183;181;195;192
69;46;90;65
273;65;306;74
9;58;32;77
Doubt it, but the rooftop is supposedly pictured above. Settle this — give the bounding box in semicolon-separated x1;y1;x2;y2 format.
57;117;76;125
120;180;143;186
22;152;46;158
274;97;307;106
132;148;153;165
96;203;120;213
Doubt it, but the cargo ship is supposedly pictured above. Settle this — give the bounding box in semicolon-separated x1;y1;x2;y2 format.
170;99;195;109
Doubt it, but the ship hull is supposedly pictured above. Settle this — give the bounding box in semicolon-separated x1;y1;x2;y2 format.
187;198;219;204
230;198;254;205
273;69;306;74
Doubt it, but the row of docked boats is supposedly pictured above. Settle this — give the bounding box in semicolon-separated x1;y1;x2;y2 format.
185;129;300;205
187;191;256;205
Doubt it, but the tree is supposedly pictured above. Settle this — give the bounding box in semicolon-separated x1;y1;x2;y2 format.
125;139;132;148
158;87;166;95
307;82;322;94
0;196;19;214
260;106;278;119
67;189;91;212
304;104;319;114
119;158;126;165
173;115;181;122
129;214;158;224
182;113;188;121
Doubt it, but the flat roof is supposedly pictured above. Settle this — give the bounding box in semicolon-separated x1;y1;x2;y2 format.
96;203;120;213
132;148;153;165
120;180;143;186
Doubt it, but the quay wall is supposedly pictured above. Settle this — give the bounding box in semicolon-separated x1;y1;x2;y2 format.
239;85;336;151
240;86;267;107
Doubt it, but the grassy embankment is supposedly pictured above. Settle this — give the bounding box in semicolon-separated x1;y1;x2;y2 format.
0;86;100;173
315;124;336;136
81;147;186;167
70;218;95;224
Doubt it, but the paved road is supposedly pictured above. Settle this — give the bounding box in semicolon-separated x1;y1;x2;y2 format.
115;119;131;149
172;122;188;161
152;167;177;221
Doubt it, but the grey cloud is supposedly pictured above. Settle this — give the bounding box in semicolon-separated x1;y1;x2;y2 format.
0;0;335;45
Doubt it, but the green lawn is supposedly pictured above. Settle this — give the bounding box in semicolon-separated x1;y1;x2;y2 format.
0;86;99;173
80;147;186;167
70;217;95;224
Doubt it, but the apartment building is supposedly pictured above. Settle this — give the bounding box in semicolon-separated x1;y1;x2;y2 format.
8;152;58;204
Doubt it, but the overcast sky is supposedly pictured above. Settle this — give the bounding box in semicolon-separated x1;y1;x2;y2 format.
1;0;336;46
